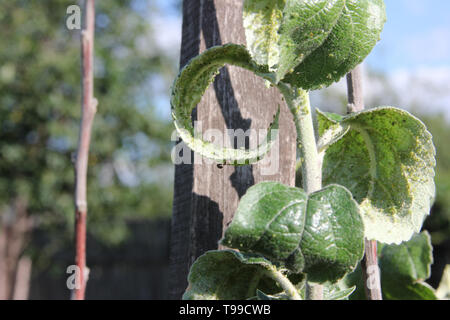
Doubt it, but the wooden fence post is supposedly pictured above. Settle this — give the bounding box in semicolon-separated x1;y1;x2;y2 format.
168;0;297;299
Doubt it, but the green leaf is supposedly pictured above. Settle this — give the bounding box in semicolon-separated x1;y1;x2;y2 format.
171;44;280;165
276;0;346;82
323;284;356;300
340;263;366;300
380;232;436;300
221;182;365;283
183;250;296;300
281;0;386;89
243;0;286;70
319;107;436;244
244;0;386;89
344;232;438;300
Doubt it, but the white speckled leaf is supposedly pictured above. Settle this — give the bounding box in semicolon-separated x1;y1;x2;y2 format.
243;0;286;70
318;107;436;244
276;0;346;83
244;0;386;89
282;0;386;89
171;44;280;165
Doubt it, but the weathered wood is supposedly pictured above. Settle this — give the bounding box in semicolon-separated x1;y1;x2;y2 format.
168;0;296;299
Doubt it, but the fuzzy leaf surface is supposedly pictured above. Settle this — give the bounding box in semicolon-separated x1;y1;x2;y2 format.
319;107;436;244
183;250;288;300
244;0;386;89
221;182;364;283
171;44;280;165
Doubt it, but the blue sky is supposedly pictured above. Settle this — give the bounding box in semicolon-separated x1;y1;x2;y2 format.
150;0;450;120
150;0;450;72
367;0;450;72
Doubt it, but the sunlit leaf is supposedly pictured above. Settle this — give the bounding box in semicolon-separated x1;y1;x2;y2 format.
319;107;436;244
221;182;365;283
243;0;286;70
244;0;386;89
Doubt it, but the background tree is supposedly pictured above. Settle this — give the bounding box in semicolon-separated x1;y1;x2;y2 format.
0;0;176;299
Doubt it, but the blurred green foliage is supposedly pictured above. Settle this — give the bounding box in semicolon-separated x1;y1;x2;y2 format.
0;0;176;265
422;115;450;245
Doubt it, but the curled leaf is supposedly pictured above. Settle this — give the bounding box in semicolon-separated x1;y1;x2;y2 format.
221;182;365;283
171;44;280;165
319;107;436;244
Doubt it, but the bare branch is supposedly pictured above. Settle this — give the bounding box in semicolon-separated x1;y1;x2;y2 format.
73;0;96;301
346;65;365;113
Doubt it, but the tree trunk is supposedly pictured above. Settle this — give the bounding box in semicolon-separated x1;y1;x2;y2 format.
168;0;297;299
0;199;32;300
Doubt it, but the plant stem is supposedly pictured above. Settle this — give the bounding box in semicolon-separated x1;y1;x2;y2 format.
73;0;96;301
279;84;323;300
346;65;382;300
279;85;322;194
361;239;382;300
265;268;302;300
346;65;365;113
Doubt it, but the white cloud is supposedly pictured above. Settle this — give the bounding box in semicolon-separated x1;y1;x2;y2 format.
311;65;450;121
404;27;450;63
399;0;428;16
133;14;182;60
151;15;182;57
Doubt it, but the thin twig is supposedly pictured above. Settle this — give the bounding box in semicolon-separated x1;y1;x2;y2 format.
73;0;96;301
346;65;365;113
346;65;382;300
361;239;382;300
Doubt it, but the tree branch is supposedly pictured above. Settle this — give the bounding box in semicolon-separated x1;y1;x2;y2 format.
346;65;365;113
73;0;96;301
346;65;382;300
